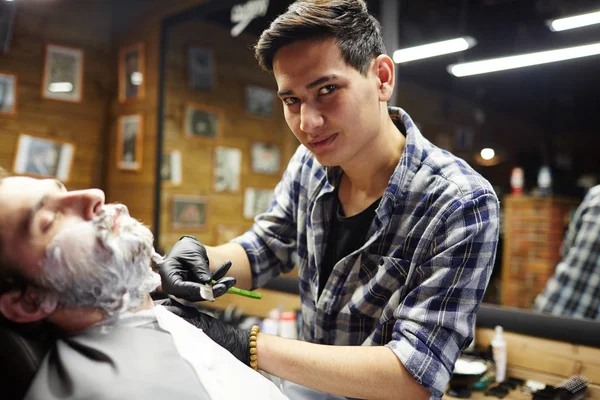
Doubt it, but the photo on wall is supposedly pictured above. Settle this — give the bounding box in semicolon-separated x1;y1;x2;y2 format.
214;146;241;192
119;42;145;102
117;114;143;171
251;142;281;175
184;103;221;139
161;149;182;185
245;85;274;117
188;46;215;90
13;133;75;181
0;72;17;115
243;188;274;220
171;195;207;230
42;44;84;103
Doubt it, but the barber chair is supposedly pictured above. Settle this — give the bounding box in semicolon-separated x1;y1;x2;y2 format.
0;318;53;400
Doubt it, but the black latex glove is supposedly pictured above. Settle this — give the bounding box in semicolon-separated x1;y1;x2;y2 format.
157;298;251;365
158;236;237;302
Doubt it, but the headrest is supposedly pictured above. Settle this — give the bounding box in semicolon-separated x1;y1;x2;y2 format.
0;318;55;400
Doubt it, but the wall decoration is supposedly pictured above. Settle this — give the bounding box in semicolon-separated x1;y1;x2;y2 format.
119;42;145;102
171;195;207;230
251;142;281;174
188;46;215;90
161;149;182;185
13;133;75;181
454;125;475;151
184;103;221;139
117;114;143;171
0;0;16;54
243;188;274;219
42;44;84;103
245;84;274;117
215;224;243;244
0;72;17;115
214;146;241;192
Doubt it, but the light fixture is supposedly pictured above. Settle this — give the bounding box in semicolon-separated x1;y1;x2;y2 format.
447;41;600;77
48;82;73;93
547;10;600;32
130;72;143;86
393;37;477;64
480;148;495;161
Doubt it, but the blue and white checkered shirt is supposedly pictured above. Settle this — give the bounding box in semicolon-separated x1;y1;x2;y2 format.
233;107;499;399
533;185;600;320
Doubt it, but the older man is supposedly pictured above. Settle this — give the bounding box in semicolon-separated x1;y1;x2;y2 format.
0;168;287;400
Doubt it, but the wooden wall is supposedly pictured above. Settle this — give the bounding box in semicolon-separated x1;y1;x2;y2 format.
0;0;115;190
158;20;296;251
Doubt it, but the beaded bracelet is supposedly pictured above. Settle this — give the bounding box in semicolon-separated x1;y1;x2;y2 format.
249;325;260;371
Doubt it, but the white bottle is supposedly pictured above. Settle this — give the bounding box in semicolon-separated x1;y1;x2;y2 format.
279;311;298;339
491;325;507;383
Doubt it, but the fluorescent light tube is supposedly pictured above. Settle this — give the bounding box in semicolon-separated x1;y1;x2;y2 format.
447;41;600;77
393;37;477;64
548;10;600;32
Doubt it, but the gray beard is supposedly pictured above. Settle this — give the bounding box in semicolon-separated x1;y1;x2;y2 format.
37;204;161;316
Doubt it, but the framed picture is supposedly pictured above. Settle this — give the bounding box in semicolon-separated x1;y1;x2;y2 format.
245;84;274;117
119;42;145;102
184;103;222;139
13;133;75;181
42;44;84;103
215;225;243;244
0;72;17;116
117;114;143;171
161;149;182;185
251;142;281;174
188;46;215;90
171;195;207;230
0;1;16;54
243;188;274;219
214;146;241;193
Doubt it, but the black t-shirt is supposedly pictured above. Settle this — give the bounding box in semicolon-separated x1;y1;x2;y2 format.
318;191;381;297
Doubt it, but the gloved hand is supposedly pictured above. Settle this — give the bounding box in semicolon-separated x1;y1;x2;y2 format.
158;236;236;302
157;298;251;365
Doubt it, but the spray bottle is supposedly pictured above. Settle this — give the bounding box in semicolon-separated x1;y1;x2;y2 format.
491;325;507;383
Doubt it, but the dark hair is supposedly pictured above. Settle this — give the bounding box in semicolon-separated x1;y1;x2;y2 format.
255;0;386;75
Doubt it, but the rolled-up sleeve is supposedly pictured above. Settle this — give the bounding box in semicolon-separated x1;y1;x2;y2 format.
387;191;500;398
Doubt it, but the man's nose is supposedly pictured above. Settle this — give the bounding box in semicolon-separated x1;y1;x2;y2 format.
299;104;324;135
59;189;105;220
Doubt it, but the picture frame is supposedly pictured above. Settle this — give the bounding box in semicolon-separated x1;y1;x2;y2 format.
251;142;281;175
214;146;242;193
215;224;243;244
245;84;274;117
0;71;17;116
188;46;215;90
171;195;207;230
184;102;222;139
42;44;84;103
161;149;182;185
119;42;145;102
12;133;75;181
0;0;16;55
243;187;274;220
117;114;143;171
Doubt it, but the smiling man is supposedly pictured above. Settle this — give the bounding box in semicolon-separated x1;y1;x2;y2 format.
158;1;500;399
0;169;288;400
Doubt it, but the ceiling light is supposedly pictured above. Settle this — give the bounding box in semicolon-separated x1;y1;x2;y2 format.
447;41;600;77
48;82;73;93
547;10;600;32
393;37;477;64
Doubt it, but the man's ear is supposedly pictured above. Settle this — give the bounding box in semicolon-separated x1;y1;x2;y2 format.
374;54;395;102
0;287;58;323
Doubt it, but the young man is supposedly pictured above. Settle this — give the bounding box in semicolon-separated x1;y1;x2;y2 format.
0;170;288;400
159;1;500;398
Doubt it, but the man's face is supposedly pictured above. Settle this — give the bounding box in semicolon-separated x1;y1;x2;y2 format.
273;39;384;167
0;177;159;315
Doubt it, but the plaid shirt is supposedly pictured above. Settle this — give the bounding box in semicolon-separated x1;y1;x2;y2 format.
233;107;499;399
533;185;600;320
